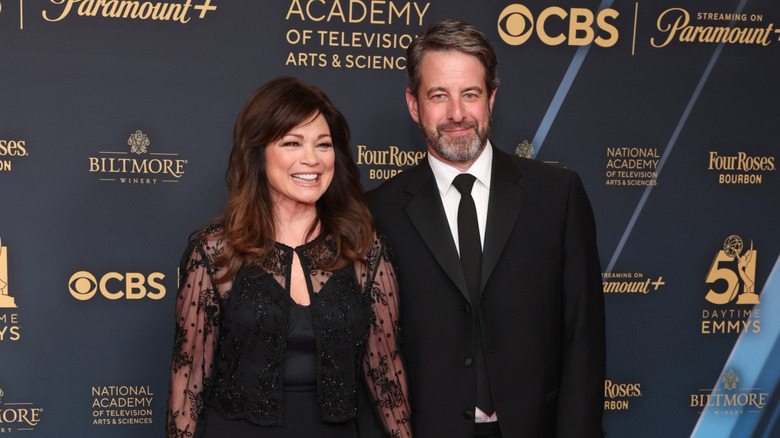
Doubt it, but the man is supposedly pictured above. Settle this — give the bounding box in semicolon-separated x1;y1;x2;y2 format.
368;19;605;438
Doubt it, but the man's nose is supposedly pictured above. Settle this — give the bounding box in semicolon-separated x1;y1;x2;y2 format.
447;99;465;122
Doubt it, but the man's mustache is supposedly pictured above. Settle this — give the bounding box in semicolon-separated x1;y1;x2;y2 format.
437;121;478;132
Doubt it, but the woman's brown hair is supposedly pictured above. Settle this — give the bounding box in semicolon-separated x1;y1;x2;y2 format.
208;76;373;281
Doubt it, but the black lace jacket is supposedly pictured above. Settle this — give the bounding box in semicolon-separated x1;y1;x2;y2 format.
166;228;411;437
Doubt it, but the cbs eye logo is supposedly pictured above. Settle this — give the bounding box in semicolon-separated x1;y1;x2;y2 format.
69;271;166;300
498;4;619;47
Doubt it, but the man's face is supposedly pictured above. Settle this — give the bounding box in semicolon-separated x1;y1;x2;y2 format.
406;50;496;170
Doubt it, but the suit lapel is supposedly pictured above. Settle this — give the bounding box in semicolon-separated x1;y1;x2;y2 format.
482;150;526;292
404;162;471;303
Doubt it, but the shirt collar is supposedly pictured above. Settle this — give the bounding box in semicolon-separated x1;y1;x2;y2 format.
428;140;493;196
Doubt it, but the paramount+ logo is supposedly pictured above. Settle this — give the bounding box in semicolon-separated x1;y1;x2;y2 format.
498;4;619;47
69;271;165;301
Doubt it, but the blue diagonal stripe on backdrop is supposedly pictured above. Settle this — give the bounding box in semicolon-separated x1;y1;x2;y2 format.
530;45;591;153
529;0;776;436
604;0;748;273
531;0;616;155
690;255;780;438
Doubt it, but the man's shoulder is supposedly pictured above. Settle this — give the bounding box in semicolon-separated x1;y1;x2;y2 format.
494;147;575;183
367;161;429;199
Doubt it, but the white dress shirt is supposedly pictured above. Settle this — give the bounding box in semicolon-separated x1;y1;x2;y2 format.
427;142;498;422
428;142;493;253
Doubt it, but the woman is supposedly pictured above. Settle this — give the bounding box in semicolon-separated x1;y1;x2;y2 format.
166;76;411;438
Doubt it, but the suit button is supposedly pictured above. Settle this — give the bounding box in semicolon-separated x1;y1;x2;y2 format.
463;410;474;420
464;304;471;314
464;357;473;367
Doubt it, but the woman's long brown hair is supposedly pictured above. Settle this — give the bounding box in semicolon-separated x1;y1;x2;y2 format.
207;76;373;282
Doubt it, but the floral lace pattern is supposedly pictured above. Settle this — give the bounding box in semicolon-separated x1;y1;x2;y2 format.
166;228;411;437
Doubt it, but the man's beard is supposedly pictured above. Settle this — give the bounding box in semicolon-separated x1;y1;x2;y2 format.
422;119;490;163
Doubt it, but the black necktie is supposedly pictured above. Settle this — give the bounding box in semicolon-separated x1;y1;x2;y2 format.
453;174;494;416
453;174;481;300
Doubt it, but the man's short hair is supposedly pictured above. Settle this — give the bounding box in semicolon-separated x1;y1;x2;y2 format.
406;18;500;98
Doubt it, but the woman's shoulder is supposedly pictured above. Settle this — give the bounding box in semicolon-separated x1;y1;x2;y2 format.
192;223;223;240
183;224;226;267
362;232;395;268
190;222;224;245
371;232;393;254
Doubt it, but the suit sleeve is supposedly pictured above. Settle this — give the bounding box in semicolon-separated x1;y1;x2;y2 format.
556;173;606;438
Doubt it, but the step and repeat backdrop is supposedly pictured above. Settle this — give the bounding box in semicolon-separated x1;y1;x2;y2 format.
1;0;778;436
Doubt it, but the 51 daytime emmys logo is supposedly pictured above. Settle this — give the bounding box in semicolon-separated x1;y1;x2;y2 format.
0;236;15;309
497;4;619;47
701;235;760;335
1;235;22;342
705;235;759;305
69;271;166;300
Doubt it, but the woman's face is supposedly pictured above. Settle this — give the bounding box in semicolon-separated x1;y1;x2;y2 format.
265;113;335;209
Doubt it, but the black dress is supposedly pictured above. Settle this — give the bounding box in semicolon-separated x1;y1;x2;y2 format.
166;228;411;438
198;302;358;437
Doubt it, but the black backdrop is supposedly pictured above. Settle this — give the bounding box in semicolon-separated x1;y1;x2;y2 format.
1;1;779;436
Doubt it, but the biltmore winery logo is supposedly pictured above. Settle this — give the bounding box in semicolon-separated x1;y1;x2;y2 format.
88;130;188;185
690;370;769;415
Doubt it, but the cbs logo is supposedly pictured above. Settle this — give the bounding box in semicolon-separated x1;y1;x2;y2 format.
498;4;619;47
69;271;166;300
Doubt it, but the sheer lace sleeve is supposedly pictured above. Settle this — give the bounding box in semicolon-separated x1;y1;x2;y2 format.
166;237;224;438
358;235;412;437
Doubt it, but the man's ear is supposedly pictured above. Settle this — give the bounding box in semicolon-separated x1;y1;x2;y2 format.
405;88;420;123
488;87;497;113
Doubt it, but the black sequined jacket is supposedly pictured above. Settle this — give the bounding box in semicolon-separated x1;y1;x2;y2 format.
166;227;411;437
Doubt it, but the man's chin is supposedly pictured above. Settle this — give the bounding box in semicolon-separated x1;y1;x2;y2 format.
439;133;479;149
432;142;485;163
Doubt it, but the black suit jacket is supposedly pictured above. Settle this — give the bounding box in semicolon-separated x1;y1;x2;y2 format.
368;147;605;438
